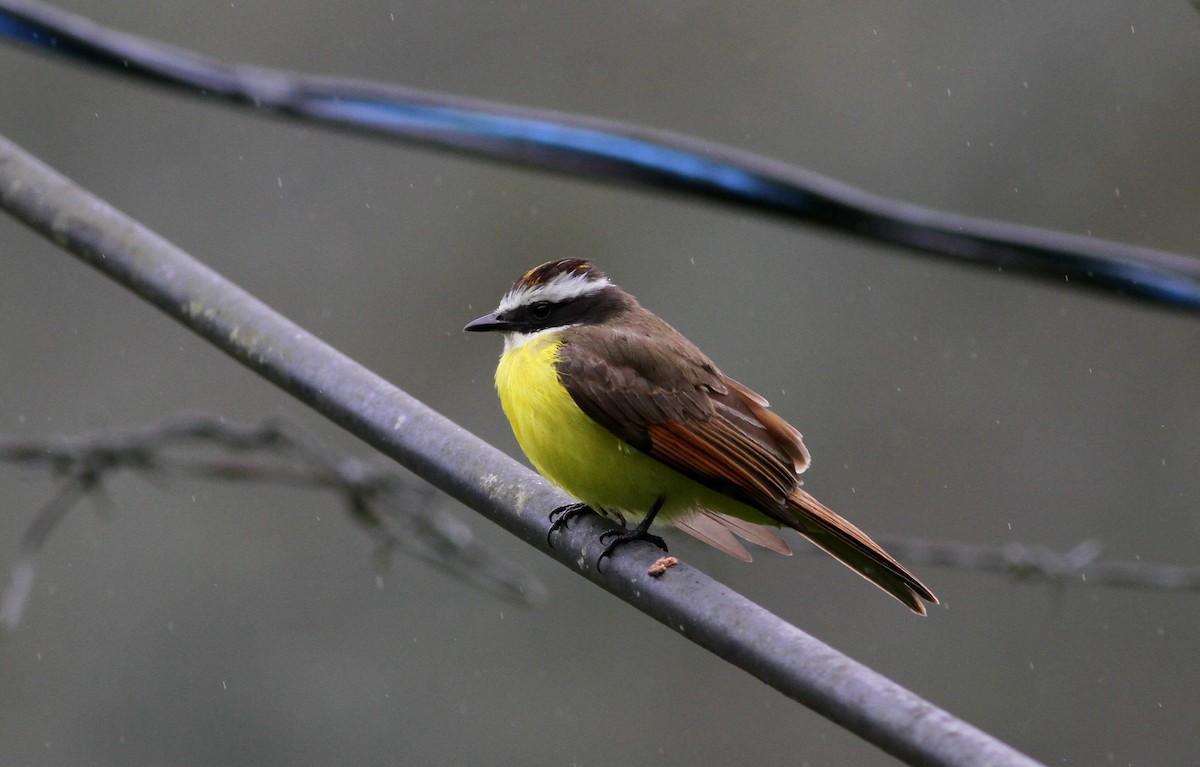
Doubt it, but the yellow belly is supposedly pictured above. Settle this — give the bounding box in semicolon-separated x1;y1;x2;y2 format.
495;333;762;526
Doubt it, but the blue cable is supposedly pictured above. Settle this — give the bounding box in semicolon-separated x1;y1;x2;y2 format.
3;0;1198;313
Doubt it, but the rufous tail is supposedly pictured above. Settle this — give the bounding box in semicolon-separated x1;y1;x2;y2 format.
786;487;938;615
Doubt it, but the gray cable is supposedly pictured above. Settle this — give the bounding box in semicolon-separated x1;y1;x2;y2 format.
0;132;1045;767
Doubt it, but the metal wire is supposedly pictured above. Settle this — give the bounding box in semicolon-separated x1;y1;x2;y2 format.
1;0;1198;314
1;128;1046;767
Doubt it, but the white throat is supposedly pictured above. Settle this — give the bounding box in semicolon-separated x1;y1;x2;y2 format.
502;326;572;353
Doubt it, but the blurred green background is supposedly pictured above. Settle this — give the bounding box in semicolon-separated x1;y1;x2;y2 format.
2;2;1198;765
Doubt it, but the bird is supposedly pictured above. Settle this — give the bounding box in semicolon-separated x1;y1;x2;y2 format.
465;258;937;615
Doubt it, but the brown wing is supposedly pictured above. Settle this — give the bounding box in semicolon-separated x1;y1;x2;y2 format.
555;323;806;518
557;322;938;613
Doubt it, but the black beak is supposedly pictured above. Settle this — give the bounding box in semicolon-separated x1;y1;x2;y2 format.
464;311;509;332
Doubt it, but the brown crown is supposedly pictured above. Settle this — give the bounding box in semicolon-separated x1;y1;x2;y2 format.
514;258;606;291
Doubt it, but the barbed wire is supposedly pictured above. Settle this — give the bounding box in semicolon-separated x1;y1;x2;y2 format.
0;414;547;632
868;536;1200;594
5;415;1193;636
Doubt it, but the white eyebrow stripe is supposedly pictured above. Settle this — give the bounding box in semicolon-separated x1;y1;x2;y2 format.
497;273;611;314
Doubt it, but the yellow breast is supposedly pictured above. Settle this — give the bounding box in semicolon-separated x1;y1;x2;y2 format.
495;333;635;507
494;332;753;525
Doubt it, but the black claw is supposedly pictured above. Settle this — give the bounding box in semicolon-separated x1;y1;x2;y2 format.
547;502;592;547
596;529;668;573
547;496;670;572
594;494;668;574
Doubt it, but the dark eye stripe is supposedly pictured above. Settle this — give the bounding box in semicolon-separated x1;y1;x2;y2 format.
510;288;624;331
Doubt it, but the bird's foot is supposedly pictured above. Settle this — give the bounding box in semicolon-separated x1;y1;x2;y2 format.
596;499;668;573
547;502;592;547
596;528;668;572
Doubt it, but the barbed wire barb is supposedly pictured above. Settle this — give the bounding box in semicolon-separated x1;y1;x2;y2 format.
870;536;1200;593
0;414;547;632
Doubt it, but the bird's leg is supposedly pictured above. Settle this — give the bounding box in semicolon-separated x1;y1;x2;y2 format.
547;502;593;546
596;496;668;572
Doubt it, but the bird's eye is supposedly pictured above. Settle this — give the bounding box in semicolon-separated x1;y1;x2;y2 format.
530;302;552;320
